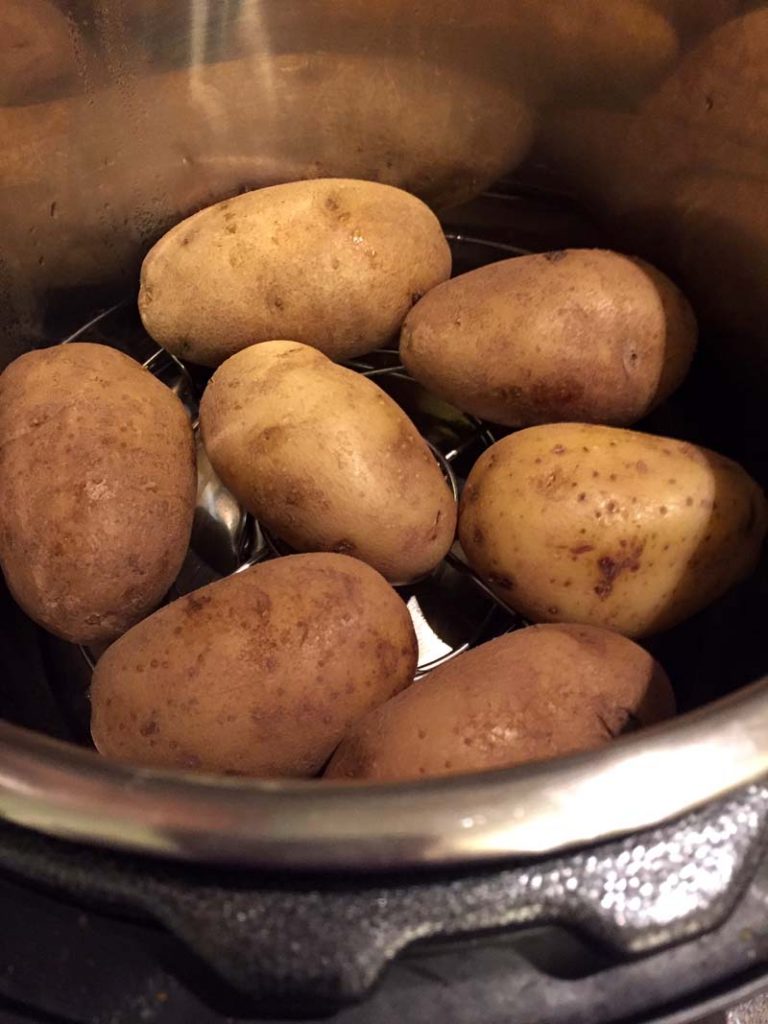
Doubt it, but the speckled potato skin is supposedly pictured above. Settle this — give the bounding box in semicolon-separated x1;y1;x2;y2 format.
0;343;196;644
91;553;418;777
400;249;697;428
325;624;674;781
199;341;457;582
139;178;452;367
458;423;766;638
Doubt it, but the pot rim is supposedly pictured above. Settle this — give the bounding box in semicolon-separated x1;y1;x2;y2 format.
1;674;767;870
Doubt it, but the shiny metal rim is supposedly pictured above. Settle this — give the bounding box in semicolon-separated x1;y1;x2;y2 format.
1;674;768;870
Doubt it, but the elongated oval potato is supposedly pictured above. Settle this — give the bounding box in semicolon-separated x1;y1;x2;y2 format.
326;624;674;781
200;340;457;582
91;553;418;777
401;250;697;428
139;178;452;367
459;424;766;637
0;343;196;643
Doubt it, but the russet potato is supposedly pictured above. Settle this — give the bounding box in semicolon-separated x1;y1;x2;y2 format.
326;623;674;781
91;553;418;777
400;249;697;428
0;343;196;643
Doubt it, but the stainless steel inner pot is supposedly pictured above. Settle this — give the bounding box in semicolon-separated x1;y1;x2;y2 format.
0;0;766;870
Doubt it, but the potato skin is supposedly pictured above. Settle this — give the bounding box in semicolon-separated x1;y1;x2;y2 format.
325;624;674;781
139;178;452;367
0;343;196;644
458;423;766;637
91;553;418;777
400;249;697;428
199;341;457;582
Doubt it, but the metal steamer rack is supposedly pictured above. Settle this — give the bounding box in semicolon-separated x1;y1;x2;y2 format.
71;231;527;677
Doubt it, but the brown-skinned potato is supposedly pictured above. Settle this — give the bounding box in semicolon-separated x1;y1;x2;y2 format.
325;624;674;782
400;249;697;428
458;423;766;637
199;341;457;583
91;553;418;777
0;343;196;643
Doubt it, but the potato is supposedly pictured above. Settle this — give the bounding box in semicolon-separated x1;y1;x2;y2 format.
200;341;457;582
0;343;196;643
401;250;697;428
326;623;674;781
531;12;768;385
139;178;452;367
459;423;766;637
90;553;418;777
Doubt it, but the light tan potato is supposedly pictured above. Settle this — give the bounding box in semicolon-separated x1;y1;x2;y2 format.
0;343;196;643
401;250;697;428
139;178;452;367
326;624;674;781
459;423;766;637
200;341;457;583
91;553;418;777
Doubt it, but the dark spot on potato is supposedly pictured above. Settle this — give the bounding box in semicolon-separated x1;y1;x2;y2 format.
139;717;159;737
534;457;542;465
181;754;201;769
325;195;340;211
551;444;566;455
578;492;587;502
593;542;645;599
609;474;617;482
186;592;212;614
592;471;600;479
473;526;485;545
252;590;272;620
544;250;567;262
488;572;515;591
571;544;594;556
606;501;618;513
411;291;424;306
636;460;649;473
659;506;668;515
